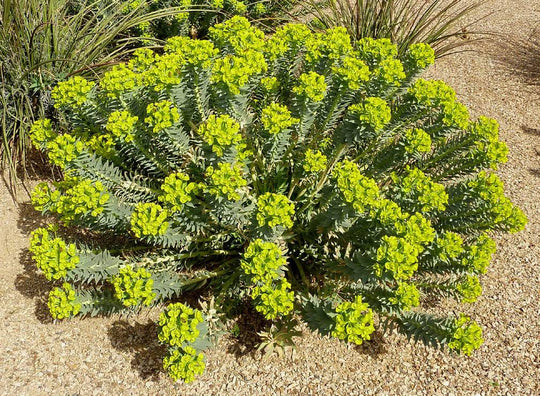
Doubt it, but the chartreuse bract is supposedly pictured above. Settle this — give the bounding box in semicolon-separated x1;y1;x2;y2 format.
29;17;526;382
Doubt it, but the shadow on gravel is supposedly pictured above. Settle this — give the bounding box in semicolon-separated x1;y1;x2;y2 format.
14;201;55;324
107;320;167;381
14;248;54;324
354;330;387;357
17;201;49;235
226;305;267;359
522;126;540;178
489;32;540;89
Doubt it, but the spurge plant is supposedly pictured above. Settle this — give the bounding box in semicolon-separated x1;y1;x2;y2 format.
29;17;526;382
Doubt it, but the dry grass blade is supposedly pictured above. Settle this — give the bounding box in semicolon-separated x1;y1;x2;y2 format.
0;0;195;186
302;0;488;58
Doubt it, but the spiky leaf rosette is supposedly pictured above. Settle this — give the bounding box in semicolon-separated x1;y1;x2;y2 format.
29;17;526;382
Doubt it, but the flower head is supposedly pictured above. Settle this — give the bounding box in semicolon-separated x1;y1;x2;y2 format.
332;296;375;345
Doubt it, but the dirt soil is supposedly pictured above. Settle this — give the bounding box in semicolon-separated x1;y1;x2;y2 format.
1;1;539;395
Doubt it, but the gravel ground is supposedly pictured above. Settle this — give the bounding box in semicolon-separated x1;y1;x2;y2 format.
1;1;539;394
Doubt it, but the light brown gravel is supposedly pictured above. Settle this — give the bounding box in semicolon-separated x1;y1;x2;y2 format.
1;1;539;395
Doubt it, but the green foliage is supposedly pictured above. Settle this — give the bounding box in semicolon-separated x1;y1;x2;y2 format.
29;18;526;382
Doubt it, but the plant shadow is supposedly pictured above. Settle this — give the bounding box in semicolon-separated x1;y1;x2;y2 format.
13;248;54;324
17;201;50;235
354;330;387;356
523;126;540;178
107;320;167;381
225;304;267;359
489;32;540;89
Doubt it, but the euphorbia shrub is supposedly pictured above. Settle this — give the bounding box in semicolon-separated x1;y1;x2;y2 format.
29;16;526;382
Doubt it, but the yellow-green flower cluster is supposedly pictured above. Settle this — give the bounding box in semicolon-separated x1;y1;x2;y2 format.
159;172;196;212
332;56;370;90
229;0;247;13
374;58;406;86
209;15;265;53
29;119;56;149
357;38;397;64
293;72;327;102
448;314;483;355
303;149;327;173
470;116;509;170
435;231;464;261
241;240;293;320
164;37;218;68
55;180;110;221
251;279;294;320
256;193;295;229
457;276;482;303
198;114;242;156
122;0;143;13
467;171;527;232
442;101;470;129
46;134;84;168
143;53;184;91
158;302;204;347
172;0;192;21
106;110;138;142
206;163;247;201
396;213;436;247
369;198;407;227
31;182;61;212
470;116;499;143
375;235;420;280
130;202;169;238
51;76;94;109
334;160;380;213
331;296;375;345
163;346;205;383
260;76;279;92
212;51;268;94
241;239;287;283
268;23;312;57
145;101;180;133
100;64;138;98
48;283;81;320
263;34;289;62
86;133;115;158
403;128;432;154
349;97;391;131
252;2;266;15
408;79;456;107
389;282;420;311
396;167;448;212
261;102;299;134
111;265;156;307
461;234;496;274
128;48;155;71
29;227;79;281
404;43;435;71
467;171;504;200
305;27;352;64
